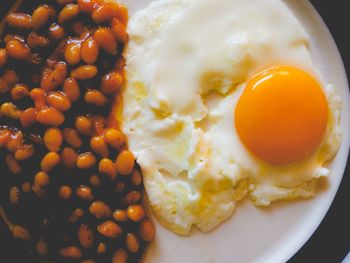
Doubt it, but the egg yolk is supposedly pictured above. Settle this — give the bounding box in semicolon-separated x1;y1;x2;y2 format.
235;66;328;164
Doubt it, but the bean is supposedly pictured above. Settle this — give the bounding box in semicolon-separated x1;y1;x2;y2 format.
57;0;75;4
30;88;46;109
91;115;107;135
41;61;67;91
81;37;99;64
73;21;89;35
34;171;50;188
127;204;145;222
37;107;65;127
111;18;127;43
97;242;107;254
63;78;80;102
126;233;140;253
58;4;79;24
113;209;128;222
32;185;46;198
104;128;125;149
115;182;125;193
61;147;79;168
65;42;81;65
10;186;20;204
0;129;11;147
36;239;48;256
15;144;34;160
76;152;96;169
76;185;94;201
76;116;93;136
6;131;23;152
69;208;84;223
101;72;123;94
59;185;72;200
49;23;65;40
94;28;117;55
112;249;128;263
0;49;7;67
115;150;135;176
125;191;141;205
92;3;119;24
41;152;60;172
6;40;30;60
139;219;155;241
2;70;19;87
47;91;71;112
85;90;107;106
63;128;82;148
11;84;29;100
20;107;37;128
98;158;116;179
6;13;32;29
77;0;98;13
12;225;31;241
89;201;112;219
22;182;32;193
71;65;97;80
89;175;101;187
131;170;142;186
1;102;21;119
60;246;82;259
32;5;50;30
91;136;109;157
117;4;128;26
78;224;94;248
97;221;122;238
44;128;63;152
27;32;50;49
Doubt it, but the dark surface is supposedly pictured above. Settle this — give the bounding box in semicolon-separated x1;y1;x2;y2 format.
0;0;349;263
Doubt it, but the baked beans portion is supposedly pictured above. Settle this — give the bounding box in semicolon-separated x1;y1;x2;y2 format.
0;0;155;262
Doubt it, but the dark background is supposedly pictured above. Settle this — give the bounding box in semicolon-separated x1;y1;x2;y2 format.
0;0;349;262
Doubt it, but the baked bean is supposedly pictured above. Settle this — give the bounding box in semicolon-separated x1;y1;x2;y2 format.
47;91;71;112
11;84;29;100
127;204;145;222
115;182;125;193
61;147;79;168
76;185;94;201
88;175;101;188
111;18;127;43
3;70;19;87
32;184;46;198
59;185;72;200
6;40;30;60
5;170;20;186
14;144;34;160
60;246;82;259
93;28;117;55
49;23;65;40
63;78;80;102
0;129;11;147
125;191;141;205
78;224;94;248
115;150;134;176
76;152;96;169
71;65;98;80
22;182;32;193
92;3;119;24
20;107;37;128
41;61;67;91
12;225;31;241
32;5;50;30
112;249;128;263
63;128;82;148
75;116;93;136
10;186;20;204
117;4;128;26
1;102;21;119
85;90;108;106
6;131;23;152
57;0;75;4
139;218;155;241
91;136;109;157
81;37;99;64
44;128;63;152
126;233;140;253
104;128;125;149
89;201;112;219
58;4;79;24
91;115;107;135
36;239;48;256
131;170;142;186
65;42;81;65
97;221;122;238
77;0;99;13
34;171;50;188
27;32;50;49
98;158;116;179
30;88;46;109
101;72;123;94
69;208;84;223
6;13;32;29
37;107;65;127
113;209;128;222
97;242;107;254
41;152;60;172
0;49;7;67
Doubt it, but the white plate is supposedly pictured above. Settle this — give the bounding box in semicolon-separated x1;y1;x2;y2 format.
120;0;350;262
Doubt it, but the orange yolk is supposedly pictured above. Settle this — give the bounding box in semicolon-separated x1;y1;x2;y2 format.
235;66;328;164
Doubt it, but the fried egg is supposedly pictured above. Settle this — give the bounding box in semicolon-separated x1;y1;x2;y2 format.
122;0;341;235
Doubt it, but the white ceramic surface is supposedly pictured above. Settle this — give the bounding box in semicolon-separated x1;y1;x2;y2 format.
120;0;350;262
